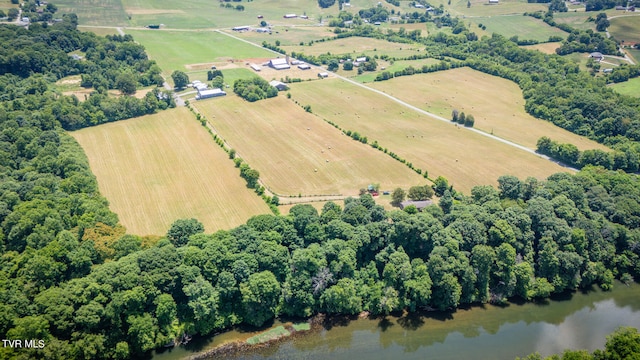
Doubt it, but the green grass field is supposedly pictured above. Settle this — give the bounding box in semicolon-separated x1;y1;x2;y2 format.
291;78;571;193
282;37;423;58
71;107;270;236
78;26;122;36
124;29;274;75
193;94;426;196
246;326;290;345
611;77;640;98
367;67;608;151
55;0;129;26
627;48;640;64
468;15;567;42
608;15;640;44
223;26;336;47
437;0;547;17
349;58;443;83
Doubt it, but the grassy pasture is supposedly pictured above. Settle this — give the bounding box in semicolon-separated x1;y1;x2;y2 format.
467;15;567;42
124;30;274;75
349;58;443;83
627;48;640;64
223;26;336;47
193;94;426;196
611;77;640;98
282;37;424;58
71;107;270;236
437;0;547;17
608;15;640;44
291;78;573;193
54;0;129;26
121;0;350;29
522;42;561;54
368;67;608;152
553;11;598;31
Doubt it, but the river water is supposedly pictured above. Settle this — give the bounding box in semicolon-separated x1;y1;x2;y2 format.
154;282;640;360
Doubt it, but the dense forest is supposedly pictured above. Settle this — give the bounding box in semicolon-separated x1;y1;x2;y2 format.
1;5;640;360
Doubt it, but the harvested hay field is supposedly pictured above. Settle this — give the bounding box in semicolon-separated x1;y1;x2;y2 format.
292;78;572;194
193;95;426;197
367;67;608;152
467;15;566;42
521;42;561;54
71;107;270;235
608;15;640;45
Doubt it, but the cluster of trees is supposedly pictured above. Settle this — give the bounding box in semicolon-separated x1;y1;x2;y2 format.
358;6;391;23
5;164;640;358
390;184;434;206
594;12;610;32
318;0;337;8
516;327;640;360
233;77;278;102
585;0;619;11
451;109;475;127
549;0;568;12
555;29;619;55
537;137;638;172
374;60;462;81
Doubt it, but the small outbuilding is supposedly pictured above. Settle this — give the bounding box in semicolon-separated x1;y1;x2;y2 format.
196;88;226;100
283;14;297;18
488;0;499;4
250;63;262;72
298;63;311;70
269;80;289;91
590;52;604;61
399;200;433;211
318;72;329;78
232;26;250;31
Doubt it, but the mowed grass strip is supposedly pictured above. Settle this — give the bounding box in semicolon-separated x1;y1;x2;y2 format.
124;30;274;75
71;107;270;236
467;15;567;42
292;78;571;193
611;77;640;98
367;67;608;152
194;95;426;196
521;42;561;54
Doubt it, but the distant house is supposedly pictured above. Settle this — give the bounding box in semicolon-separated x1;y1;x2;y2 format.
318;72;329;78
194;83;208;91
196;88;226;100
69;54;83;61
414;3;425;8
590;52;604;61
300;15;309;19
269;58;290;70
355;56;367;63
256;27;271;33
488;0;499;4
399;200;433;211
298;63;311;70
232;26;250;31
603;68;613;73
250;63;261;72
269;80;289;91
283;14;297;18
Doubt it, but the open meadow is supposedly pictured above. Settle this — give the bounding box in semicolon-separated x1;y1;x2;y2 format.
71;107;270;236
367;67;608;151
350;58;444;83
124;29;274;76
467;15;567;42
193;94;426;196
291;78;571;193
223;26;336;47
78;26;122;36
611;77;640;98
608;15;640;44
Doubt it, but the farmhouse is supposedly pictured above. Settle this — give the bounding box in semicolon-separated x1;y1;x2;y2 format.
196;88;226;100
298;63;311;70
414;3;425;8
269;58;291;70
590;52;604;61
399;200;433;211
250;63;262;72
283;14;297;18
269;80;289;91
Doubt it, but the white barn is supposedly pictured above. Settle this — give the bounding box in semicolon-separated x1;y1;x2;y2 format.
269;58;290;70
